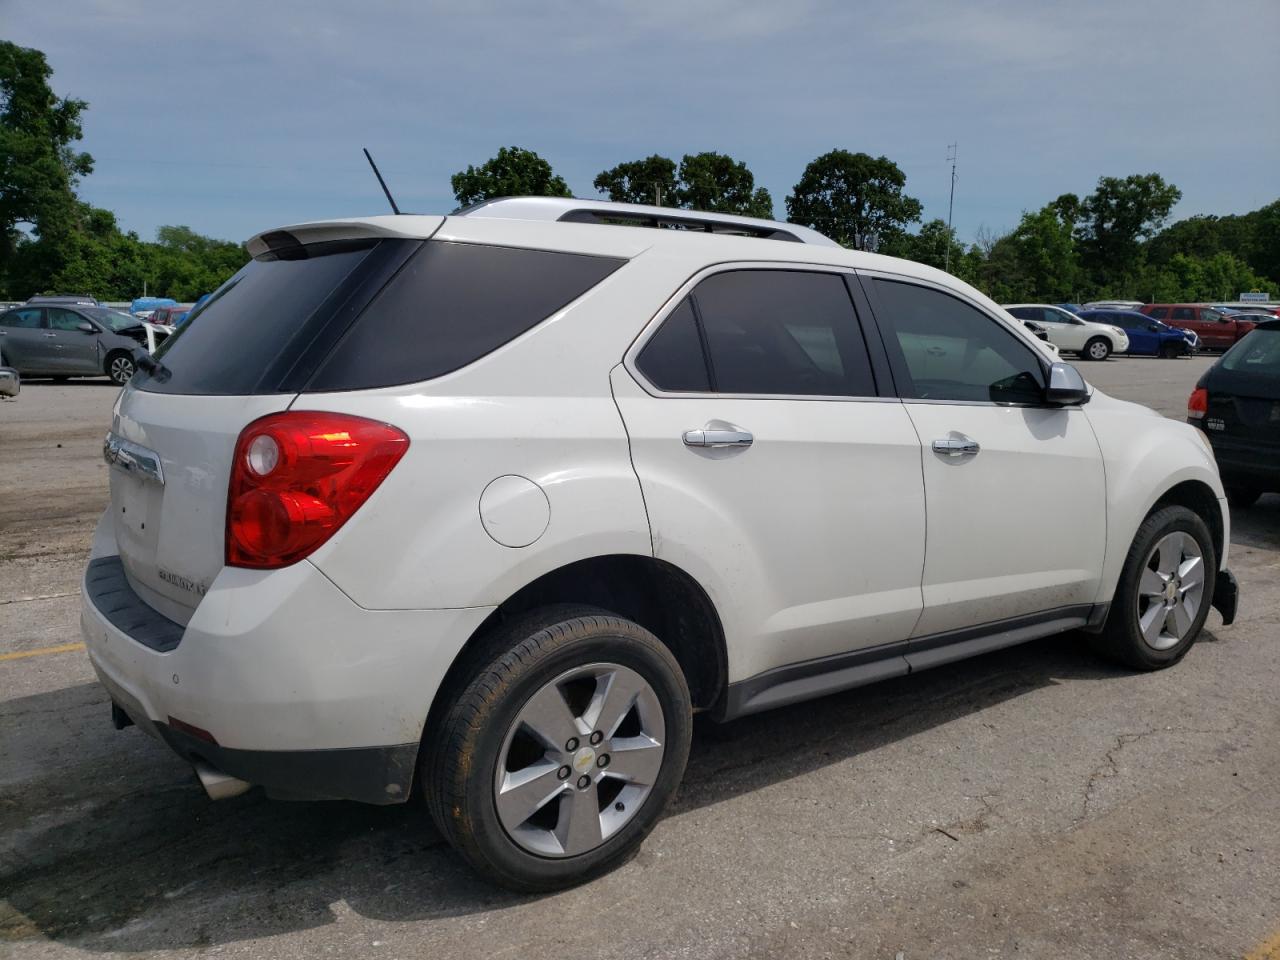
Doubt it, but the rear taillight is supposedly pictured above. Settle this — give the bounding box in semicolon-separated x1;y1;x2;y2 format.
226;412;409;569
1187;387;1208;420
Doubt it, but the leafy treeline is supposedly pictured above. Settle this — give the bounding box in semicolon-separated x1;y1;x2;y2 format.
0;42;246;301
459;146;1278;304
2;41;1274;305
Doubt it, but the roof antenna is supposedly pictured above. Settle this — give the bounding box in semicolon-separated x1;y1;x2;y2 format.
363;147;402;215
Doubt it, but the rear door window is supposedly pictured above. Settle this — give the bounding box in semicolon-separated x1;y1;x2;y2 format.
633;270;877;397
1172;307;1195;322
636;299;711;392
1149;307;1170;320
695;270;875;396
1;308;44;329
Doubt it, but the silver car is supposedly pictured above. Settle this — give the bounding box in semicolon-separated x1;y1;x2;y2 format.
0;304;149;385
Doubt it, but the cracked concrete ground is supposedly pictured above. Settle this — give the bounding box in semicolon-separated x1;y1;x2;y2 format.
2;359;1278;960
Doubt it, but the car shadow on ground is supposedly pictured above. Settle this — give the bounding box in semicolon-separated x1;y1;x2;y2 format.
2;630;1169;953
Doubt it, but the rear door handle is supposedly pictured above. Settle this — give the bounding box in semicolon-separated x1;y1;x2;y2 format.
683;427;753;448
932;436;980;457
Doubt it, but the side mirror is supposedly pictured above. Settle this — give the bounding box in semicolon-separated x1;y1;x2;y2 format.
1045;362;1089;406
1148;324;1161;333
77;321;97;334
0;367;19;398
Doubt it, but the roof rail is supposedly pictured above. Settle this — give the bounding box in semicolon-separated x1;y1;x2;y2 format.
454;197;840;247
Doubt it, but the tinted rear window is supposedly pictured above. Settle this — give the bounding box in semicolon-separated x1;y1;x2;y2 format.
134;240;378;395
1221;329;1280;376
305;241;624;391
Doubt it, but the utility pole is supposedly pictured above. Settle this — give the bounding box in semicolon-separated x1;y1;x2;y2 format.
653;181;663;207
945;143;958;274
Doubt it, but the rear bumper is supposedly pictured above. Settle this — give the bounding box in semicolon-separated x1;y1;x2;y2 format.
1206;436;1280;486
81;538;494;804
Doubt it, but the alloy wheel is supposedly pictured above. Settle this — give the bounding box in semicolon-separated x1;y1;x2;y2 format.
494;662;665;858
1135;532;1205;651
111;356;135;383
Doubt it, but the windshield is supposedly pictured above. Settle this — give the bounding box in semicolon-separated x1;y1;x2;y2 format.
83;307;142;332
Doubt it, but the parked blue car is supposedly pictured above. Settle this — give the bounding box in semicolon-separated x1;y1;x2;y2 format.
1078;310;1198;357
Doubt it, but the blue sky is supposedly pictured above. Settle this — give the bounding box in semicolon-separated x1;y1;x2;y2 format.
5;0;1277;245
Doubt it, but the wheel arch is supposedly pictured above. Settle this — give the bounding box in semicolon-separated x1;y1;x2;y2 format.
423;553;728;745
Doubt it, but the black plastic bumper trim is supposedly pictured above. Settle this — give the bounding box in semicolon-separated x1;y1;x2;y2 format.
85;556;185;652
155;723;418;805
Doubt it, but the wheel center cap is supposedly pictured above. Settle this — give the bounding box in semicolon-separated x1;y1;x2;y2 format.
1165;580;1179;602
572;747;596;774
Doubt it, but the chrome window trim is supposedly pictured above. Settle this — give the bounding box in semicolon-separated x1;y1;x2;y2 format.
622;260;891;403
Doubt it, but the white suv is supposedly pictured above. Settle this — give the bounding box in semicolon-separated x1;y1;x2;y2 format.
1003;303;1129;360
82;198;1238;891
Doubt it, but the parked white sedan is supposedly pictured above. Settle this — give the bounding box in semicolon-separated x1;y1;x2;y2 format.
1004;304;1129;360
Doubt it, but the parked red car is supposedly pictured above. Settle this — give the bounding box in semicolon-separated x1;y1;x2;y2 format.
1139;304;1256;351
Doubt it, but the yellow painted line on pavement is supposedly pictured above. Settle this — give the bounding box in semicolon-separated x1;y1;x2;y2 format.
1246;930;1280;960
0;641;86;662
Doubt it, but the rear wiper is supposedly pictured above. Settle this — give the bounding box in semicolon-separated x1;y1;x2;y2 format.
134;350;172;383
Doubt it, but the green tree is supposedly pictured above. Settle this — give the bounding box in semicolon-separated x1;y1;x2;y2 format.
450;146;572;208
1075;173;1182;287
785;150;922;250
676;152;773;217
0;40;95;295
594;154;678;206
1006;204;1080;301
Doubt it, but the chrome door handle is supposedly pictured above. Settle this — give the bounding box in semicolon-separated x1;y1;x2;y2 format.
683;427;753;448
43;333;58;338
932;436;980;457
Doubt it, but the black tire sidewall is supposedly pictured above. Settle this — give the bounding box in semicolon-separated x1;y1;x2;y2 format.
1084;337;1110;361
1105;505;1217;669
436;616;692;891
107;351;134;385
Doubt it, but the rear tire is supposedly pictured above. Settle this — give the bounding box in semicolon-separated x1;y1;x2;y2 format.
1083;337;1111;361
1225;485;1261;509
424;606;692;892
1090;505;1216;670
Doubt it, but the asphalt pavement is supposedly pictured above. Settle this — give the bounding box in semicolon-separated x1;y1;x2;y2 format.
1;358;1277;960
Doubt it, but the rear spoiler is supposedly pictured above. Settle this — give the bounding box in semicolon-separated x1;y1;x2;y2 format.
245;216;445;259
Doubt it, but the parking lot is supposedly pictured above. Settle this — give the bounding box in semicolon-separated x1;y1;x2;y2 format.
1;357;1277;959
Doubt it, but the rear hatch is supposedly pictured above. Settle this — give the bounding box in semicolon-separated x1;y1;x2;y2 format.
107;223;436;621
1203;326;1280;465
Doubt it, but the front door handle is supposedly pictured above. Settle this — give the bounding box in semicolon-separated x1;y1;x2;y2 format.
43;333;58;338
683;427;753;448
932;435;980;457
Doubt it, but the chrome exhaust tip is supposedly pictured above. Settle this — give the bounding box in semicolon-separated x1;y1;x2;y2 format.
193;761;252;801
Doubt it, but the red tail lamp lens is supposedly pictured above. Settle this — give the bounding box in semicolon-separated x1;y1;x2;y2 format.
226;412;409;568
1187;387;1208;419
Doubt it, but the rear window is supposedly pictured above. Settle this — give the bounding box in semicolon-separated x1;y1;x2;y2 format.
135;240;380;395
305;241;623;392
1221;329;1280;374
133;237;624;396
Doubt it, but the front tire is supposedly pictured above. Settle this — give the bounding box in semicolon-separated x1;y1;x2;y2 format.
1160;341;1181;359
1090;505;1216;670
424;606;693;892
106;351;135;386
1083;337;1111;361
